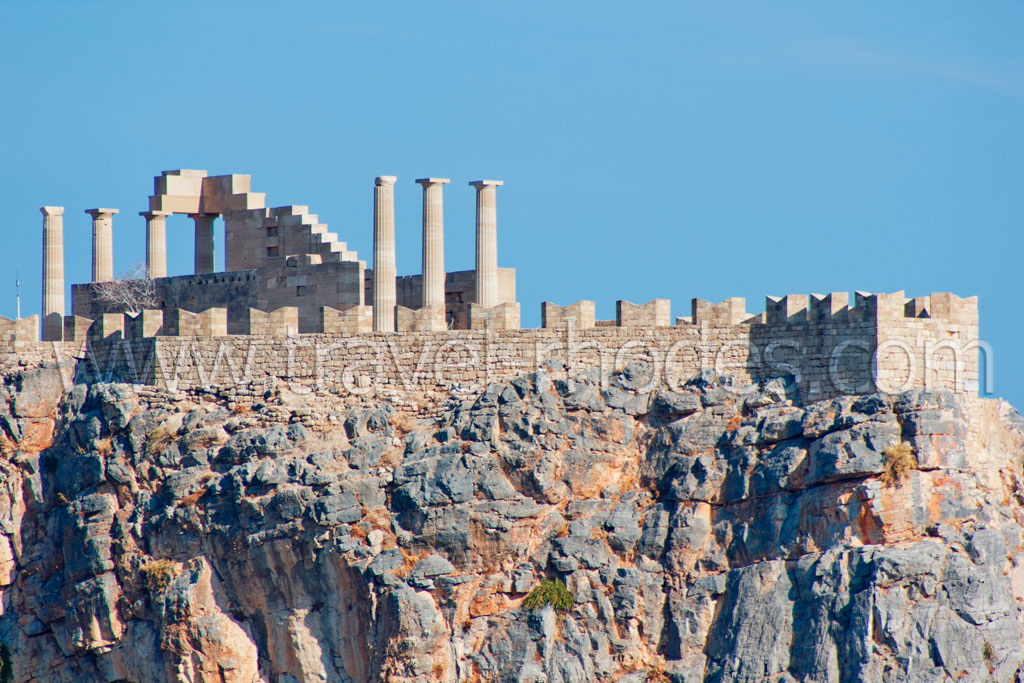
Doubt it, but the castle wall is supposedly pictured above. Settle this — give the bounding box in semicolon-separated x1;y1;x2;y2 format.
30;289;983;402
58;301;977;401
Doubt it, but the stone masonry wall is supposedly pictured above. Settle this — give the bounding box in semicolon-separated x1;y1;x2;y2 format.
13;292;980;402
73;260;365;334
68;316;975;403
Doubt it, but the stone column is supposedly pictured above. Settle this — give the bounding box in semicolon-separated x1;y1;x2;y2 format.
191;213;217;274
141;210;170;279
85;208;118;282
415;178;449;310
372;176;397;332
40;206;65;341
470;180;503;307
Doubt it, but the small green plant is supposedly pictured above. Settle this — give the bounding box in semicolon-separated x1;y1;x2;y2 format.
55;492;69;507
881;441;915;488
523;578;574;613
140;559;176;594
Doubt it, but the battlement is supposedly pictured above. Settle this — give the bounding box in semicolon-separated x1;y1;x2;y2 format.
0;315;40;343
26;288;980;403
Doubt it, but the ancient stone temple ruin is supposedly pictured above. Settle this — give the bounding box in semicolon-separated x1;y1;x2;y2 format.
55;170;519;336
3;169;984;401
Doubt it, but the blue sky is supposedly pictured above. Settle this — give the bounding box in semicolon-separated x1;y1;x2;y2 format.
1;2;1021;406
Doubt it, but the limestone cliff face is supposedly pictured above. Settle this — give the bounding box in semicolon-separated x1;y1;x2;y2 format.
0;362;1023;682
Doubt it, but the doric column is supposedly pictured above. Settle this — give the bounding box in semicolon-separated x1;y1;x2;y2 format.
191;213;217;274
373;176;397;332
85;208;118;282
141;210;170;279
470;180;503;308
415;178;449;310
40;206;65;341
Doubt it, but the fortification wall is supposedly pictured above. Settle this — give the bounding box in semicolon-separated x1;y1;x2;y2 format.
10;291;979;401
60;294;976;401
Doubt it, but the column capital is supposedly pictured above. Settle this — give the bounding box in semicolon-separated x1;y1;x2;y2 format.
85;208;120;218
375;175;397;186
139;210;172;219
415;178;450;186
469;180;504;188
40;206;64;217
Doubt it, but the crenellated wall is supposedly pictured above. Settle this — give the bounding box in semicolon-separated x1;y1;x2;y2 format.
32;290;980;401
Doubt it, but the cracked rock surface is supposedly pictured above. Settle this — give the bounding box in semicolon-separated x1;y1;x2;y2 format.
1;363;1023;682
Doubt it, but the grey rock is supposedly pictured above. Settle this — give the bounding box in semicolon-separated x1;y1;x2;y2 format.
412;554;455;577
806;419;901;485
345;435;390;470
651;391;702;418
13;367;65;418
605;501;642;552
311;493;362;525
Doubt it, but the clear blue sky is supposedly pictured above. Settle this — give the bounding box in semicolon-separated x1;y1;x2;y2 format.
1;2;1021;406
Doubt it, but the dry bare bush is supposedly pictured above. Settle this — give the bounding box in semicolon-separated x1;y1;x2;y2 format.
881;441;915;488
93;263;158;314
178;489;205;508
145;426;174;458
388;412;415;435
140;559;176;594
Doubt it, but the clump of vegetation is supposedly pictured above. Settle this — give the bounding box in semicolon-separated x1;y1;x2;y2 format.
140;559;176;594
55;492;69;507
94;437;114;457
177;489;205;508
145;426;174;457
523;578;574;613
881;441;915;488
388;412;414;434
983;641;996;670
645;655;670;683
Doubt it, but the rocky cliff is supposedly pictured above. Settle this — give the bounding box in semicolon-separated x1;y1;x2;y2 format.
0;361;1023;682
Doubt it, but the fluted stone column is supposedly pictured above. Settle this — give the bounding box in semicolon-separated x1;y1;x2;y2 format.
191;213;217;274
470;180;503;307
373;176;397;332
85;208;118;282
416;178;449;309
141;210;170;279
40;206;65;341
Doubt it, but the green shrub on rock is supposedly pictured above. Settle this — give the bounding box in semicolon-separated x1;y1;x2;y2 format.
523;578;574;613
